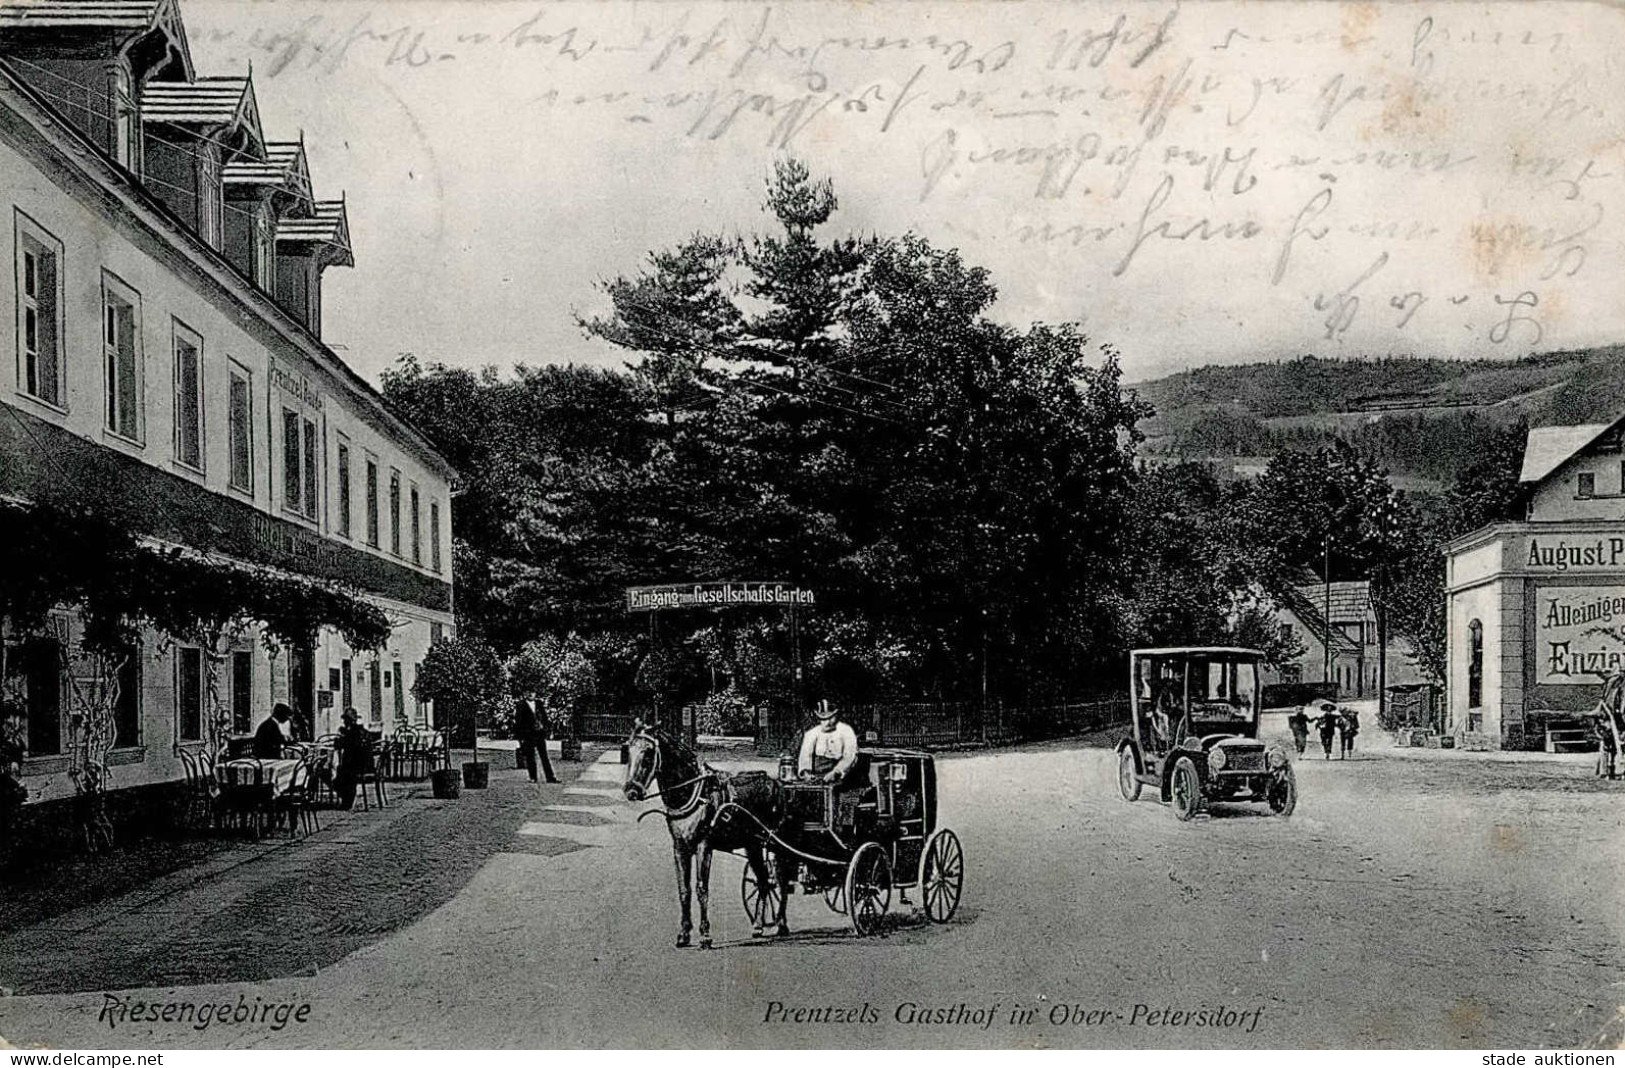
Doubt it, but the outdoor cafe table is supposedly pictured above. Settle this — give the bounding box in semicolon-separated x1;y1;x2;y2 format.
216;758;301;796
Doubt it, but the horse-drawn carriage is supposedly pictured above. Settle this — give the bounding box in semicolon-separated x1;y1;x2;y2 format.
735;748;964;936
624;726;963;945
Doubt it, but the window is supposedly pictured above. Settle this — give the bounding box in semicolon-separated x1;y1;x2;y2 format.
410;485;421;564
302;419;318;520
176;647;203;742
103;274;142;441
16;213;62;408
365;458;380;547
336;439;352;538
368;658;383;723
1578;472;1596;499
197;150;222;248
253;207;274;289
389;470;402;556
172;321;203;470
429;500;442;574
282;409;301;510
1278;623;1293;645
7;636;62;756
113;644;141;748
282;409;319;518
1467;619;1484;710
228;363;253;493
231;650;253;735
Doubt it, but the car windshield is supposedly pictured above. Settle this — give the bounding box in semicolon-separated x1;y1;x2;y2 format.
1188;657;1258;723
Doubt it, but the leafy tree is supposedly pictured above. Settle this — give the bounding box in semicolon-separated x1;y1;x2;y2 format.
412;636;507;759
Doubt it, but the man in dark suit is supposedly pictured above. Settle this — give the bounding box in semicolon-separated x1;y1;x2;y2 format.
253;704;293;759
515;697;558;784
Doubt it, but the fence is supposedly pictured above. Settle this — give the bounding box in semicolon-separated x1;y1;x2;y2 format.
575;697;1130;749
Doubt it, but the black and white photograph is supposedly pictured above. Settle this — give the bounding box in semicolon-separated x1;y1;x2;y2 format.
0;0;1622;1052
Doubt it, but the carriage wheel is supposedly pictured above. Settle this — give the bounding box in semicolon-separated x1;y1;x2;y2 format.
845;843;892;936
740;855;783;927
824;884;847;915
918;828;964;923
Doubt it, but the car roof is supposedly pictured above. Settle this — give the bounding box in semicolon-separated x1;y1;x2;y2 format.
1131;646;1265;658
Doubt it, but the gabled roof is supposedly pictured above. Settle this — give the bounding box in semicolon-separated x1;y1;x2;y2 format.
1294;580;1371;624
275;199;352;267
1520;423;1614;483
222;138;309;203
140;75;261;150
1275;586;1360;654
0;0;192;79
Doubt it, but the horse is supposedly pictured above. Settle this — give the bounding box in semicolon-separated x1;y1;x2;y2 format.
623;723;794;949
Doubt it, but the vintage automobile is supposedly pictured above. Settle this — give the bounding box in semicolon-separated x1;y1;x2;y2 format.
1114;646;1297;820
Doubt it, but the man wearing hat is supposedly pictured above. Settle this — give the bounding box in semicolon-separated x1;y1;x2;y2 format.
332;707;372;810
797;699;858;785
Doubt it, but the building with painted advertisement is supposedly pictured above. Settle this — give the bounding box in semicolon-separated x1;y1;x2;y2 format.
1443;420;1625;749
0;0;454;810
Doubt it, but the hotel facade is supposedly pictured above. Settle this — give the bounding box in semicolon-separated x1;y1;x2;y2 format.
0;0;455;809
1445;419;1625;749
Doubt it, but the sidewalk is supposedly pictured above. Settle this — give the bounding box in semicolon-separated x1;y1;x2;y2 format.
0;749;600;996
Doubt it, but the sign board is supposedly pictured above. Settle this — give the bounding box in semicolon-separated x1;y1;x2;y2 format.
626;581;815;612
1535;585;1625;683
1521;535;1625;575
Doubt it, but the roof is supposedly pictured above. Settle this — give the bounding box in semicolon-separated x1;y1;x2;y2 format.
140;75;260;147
275;199;352;266
222;139;300;187
0;0;166;30
1294;580;1371;623
0;0;192;79
1132;647;1265;658
1520;423;1613;483
1274;586;1361;653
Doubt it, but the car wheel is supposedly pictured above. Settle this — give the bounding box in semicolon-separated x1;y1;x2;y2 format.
1170;758;1201;821
1117;747;1142;802
1267;764;1297;816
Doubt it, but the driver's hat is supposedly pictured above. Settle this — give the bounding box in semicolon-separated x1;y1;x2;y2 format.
813;698;838;721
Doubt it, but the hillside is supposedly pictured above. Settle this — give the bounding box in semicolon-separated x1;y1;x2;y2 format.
1131;347;1625;486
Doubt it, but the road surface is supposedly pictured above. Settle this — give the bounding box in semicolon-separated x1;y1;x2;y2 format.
2;734;1622;1049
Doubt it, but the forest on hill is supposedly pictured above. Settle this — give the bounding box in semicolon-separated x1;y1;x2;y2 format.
1133;348;1625;485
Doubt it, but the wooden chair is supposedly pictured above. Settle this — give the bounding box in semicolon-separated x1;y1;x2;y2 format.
219;759;273;838
356;742;389;810
276;756;321;837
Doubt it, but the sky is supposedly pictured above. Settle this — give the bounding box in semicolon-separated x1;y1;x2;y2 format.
185;0;1625;385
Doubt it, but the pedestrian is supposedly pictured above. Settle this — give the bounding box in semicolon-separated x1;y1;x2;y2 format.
253;703;293;759
1315;701;1339;760
332;707;371;810
515;696;558;784
1340;707;1360;759
1288;706;1311;755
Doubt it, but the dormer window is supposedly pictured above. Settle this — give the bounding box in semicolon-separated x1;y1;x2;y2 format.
197;149;222;249
110;64;139;172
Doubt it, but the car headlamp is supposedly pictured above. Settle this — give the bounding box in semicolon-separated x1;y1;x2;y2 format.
1208;747;1227;772
1267;747;1288;769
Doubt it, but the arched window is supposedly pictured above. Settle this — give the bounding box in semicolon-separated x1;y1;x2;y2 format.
1468;620;1484;710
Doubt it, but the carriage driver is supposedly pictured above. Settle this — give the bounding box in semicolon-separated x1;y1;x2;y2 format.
797;698;859;785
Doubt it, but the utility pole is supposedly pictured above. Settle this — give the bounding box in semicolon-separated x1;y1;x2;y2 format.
1323;536;1332;687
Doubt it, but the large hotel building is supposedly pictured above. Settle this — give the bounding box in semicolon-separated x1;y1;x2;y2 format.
0;0;454;812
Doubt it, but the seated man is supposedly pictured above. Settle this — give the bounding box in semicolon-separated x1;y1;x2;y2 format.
252;704;293;759
798;699;858;784
798;699;861;831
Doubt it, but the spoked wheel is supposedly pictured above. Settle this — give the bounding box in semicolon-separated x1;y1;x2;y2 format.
741;855;784;927
918;828;964;923
1117;747;1142;801
845;842;892;936
1171;757;1202;821
824;883;847;915
1267;764;1297;817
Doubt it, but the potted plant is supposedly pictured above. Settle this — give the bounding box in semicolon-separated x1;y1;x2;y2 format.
412;636;506;792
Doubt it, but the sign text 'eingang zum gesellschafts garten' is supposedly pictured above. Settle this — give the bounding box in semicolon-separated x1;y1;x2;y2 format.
626;582;816;613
